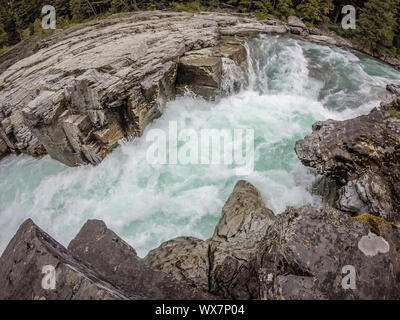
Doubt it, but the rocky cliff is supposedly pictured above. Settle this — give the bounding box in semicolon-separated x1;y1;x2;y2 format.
0;218;214;300
0;11;364;167
295;97;400;223
0;11;284;166
1;180;399;300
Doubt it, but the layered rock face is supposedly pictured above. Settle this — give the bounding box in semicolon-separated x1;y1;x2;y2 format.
0;10;365;167
68;219;213;300
0;11;291;166
0;219;214;300
254;207;400;300
295;97;400;223
0;220;131;300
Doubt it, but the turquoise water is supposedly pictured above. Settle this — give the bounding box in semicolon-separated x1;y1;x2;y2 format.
1;35;400;257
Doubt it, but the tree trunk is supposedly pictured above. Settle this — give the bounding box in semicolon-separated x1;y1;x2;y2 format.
334;6;341;24
131;0;139;11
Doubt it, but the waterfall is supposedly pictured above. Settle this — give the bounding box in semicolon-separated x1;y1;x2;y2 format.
1;35;400;257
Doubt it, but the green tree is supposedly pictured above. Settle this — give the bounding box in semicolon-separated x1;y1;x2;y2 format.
51;0;72;18
356;0;398;53
12;0;47;40
253;0;273;19
275;0;295;20
296;0;334;25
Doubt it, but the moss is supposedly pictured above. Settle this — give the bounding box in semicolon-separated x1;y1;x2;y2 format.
351;214;392;236
383;104;400;120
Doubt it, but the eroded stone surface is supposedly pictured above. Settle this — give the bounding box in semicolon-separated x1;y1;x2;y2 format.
252;206;400;300
0;219;133;300
145;180;276;299
295;98;400;222
68;220;214;300
0;11;275;166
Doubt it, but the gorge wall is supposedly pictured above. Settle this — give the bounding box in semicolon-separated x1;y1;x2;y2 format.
0;11;363;167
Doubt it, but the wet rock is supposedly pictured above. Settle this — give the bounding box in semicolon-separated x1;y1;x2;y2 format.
68;220;214;300
0;219;133;300
253;207;400;300
176;47;222;99
176;37;248;99
295;98;400;223
3;183;400;300
145;180;400;300
145;237;210;292
145;180;276;299
1;10;384;167
287;16;306;28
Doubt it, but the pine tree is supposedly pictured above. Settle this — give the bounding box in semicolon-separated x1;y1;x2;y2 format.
356;0;398;53
0;22;8;47
253;0;273;19
110;0;139;13
296;0;334;25
275;0;295;20
70;0;94;22
12;0;47;40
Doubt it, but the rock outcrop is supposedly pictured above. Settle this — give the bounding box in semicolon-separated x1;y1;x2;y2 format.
0;11;289;166
1;10;368;167
253;207;400;300
146;182;400;300
2;180;399;300
0;219;132;300
0;219;214;300
295;97;400;223
145;180;276;299
68;219;213;300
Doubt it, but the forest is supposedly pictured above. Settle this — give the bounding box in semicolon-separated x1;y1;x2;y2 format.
0;0;399;57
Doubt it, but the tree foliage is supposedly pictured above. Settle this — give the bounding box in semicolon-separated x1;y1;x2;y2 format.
0;0;398;57
356;0;399;53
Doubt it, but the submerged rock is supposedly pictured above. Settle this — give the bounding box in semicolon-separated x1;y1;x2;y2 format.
295;98;400;223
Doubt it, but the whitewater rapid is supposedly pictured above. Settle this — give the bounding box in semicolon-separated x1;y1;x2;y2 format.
1;35;400;257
